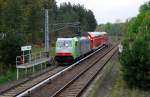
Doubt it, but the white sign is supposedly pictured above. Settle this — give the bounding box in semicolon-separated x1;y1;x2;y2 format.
21;46;32;51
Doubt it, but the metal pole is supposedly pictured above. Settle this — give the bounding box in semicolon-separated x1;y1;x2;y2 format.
26;68;27;75
45;63;46;69
29;50;31;63
17;68;19;80
16;57;18;80
44;8;49;53
23;51;24;64
41;63;42;71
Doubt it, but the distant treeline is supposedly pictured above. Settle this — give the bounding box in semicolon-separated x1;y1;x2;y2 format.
96;22;129;36
0;0;97;44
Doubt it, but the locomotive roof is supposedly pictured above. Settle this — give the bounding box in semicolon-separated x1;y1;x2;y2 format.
57;32;107;40
57;37;89;42
81;32;107;37
57;38;73;41
88;32;107;37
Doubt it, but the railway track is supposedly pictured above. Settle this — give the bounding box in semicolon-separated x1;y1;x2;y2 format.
0;43;117;97
30;44;118;97
0;66;66;97
53;45;118;97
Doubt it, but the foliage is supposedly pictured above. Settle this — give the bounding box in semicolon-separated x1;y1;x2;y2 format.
0;0;56;44
0;0;97;70
96;21;128;36
57;3;97;32
106;61;150;97
120;1;150;89
0;0;97;43
0;33;25;68
0;68;16;84
139;1;150;12
121;35;150;88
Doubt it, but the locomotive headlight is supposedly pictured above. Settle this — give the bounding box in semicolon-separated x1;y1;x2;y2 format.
65;43;69;47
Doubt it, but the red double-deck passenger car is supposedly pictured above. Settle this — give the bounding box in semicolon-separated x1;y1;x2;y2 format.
87;32;108;50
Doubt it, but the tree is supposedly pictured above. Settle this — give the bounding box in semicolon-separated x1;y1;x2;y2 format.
25;0;44;43
57;3;97;33
2;0;23;33
120;1;150;89
139;1;150;12
0;0;58;44
96;21;128;36
121;34;150;88
86;10;97;31
0;33;26;68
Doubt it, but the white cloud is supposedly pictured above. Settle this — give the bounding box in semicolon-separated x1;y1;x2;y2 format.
56;0;149;24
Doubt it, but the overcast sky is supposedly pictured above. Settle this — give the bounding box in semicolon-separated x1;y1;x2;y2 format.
56;0;149;24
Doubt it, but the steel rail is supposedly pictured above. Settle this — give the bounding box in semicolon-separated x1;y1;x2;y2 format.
0;65;58;94
0;66;66;97
51;44;117;97
16;45;106;97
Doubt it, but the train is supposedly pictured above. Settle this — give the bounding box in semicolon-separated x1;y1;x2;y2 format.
55;32;109;65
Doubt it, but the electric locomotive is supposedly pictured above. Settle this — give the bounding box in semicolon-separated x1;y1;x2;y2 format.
55;32;108;65
55;37;91;65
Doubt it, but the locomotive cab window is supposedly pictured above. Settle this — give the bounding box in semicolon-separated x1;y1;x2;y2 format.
57;41;72;48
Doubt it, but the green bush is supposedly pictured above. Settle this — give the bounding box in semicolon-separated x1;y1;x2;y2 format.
0;33;25;68
0;68;16;84
120;1;150;89
121;35;150;88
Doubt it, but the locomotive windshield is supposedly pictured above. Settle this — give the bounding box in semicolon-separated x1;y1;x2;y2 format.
57;40;72;48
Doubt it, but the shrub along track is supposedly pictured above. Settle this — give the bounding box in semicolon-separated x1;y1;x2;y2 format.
30;44;118;97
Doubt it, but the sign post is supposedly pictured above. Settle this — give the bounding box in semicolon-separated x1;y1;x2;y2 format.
21;46;32;51
21;46;32;64
16;46;32;80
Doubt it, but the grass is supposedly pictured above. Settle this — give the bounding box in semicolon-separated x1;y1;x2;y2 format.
18;64;47;77
32;46;43;54
105;64;150;97
49;47;55;56
0;64;47;85
0;68;16;84
32;45;55;56
105;76;150;97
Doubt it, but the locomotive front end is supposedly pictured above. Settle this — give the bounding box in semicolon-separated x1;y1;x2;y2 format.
55;38;74;65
